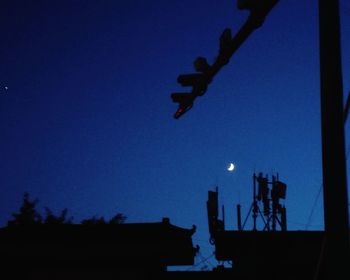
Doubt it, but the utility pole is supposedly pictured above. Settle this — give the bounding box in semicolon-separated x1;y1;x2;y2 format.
318;1;350;279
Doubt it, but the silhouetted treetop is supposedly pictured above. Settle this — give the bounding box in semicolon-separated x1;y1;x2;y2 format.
109;213;127;224
7;192;42;226
7;192;126;226
44;207;73;225
81;213;127;225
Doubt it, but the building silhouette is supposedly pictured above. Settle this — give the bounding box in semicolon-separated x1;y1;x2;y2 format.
0;217;198;279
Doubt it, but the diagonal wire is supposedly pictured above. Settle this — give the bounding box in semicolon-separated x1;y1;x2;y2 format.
186;252;215;271
306;138;350;230
305;184;323;230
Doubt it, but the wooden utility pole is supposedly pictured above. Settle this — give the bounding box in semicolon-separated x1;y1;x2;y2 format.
318;0;350;278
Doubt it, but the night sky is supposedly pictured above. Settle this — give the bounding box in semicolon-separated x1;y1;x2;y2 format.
1;0;350;270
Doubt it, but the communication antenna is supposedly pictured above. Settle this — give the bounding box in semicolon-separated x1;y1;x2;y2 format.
239;172;287;231
206;187;225;244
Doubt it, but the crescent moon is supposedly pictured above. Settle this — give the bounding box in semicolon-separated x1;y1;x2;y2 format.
227;163;235;172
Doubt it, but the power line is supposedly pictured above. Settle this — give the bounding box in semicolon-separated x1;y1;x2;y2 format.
186;252;216;271
305;184;323;230
305;137;350;231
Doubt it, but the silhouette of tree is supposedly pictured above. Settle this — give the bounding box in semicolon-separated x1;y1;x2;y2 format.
44;207;73;225
7;192;126;226
109;213;127;224
7;192;42;226
81;213;126;225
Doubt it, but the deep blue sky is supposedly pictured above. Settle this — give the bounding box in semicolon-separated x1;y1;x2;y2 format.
1;0;350;269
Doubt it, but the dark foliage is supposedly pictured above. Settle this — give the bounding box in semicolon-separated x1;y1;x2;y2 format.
7;192;126;226
81;213;127;225
7;192;42;226
44;207;73;225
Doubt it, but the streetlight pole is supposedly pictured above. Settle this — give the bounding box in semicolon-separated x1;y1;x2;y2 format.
318;0;350;278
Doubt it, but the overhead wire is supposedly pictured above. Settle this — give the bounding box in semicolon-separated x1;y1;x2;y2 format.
186;252;216;271
305;89;350;230
305;184;323;230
